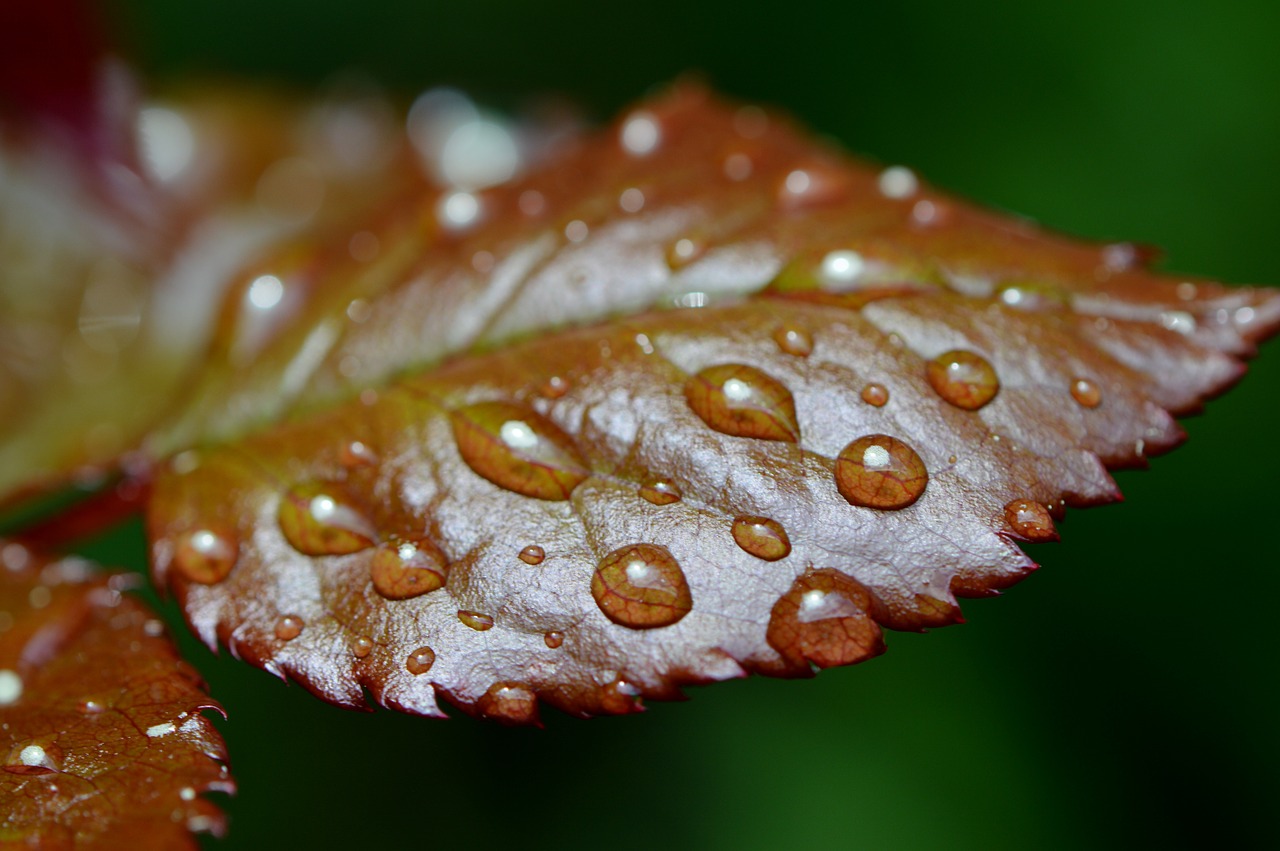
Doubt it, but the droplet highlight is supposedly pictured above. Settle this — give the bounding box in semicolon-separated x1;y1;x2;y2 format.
731;516;791;561
277;481;377;556
451;401;589;500
684;364;800;443
926;350;1000;411
1004;499;1058;542
370;538;448;600
173;528;238;584
835;434;928;510
591;544;692;629
639;478;682;506
1070;377;1102;408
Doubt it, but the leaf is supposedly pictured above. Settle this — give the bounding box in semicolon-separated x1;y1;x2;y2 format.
0;542;233;847
144;86;1280;723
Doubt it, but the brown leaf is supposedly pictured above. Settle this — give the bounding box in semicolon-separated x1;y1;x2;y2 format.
142;85;1280;723
0;542;232;847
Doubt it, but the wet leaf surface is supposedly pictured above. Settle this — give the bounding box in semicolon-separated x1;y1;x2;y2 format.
0;541;232;848
142;86;1280;722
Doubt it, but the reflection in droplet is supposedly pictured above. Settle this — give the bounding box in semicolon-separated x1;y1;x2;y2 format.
835;434;928;510
370;538;448;600
685;364;800;442
173;529;239;585
731;516;791;561
451;401;590;500
639;479;683;506
1004;499;1058;542
591;544;692;629
926;350;1000;410
406;646;436;675
278;482;377;556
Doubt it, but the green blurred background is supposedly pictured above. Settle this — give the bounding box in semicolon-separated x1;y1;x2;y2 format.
88;1;1280;848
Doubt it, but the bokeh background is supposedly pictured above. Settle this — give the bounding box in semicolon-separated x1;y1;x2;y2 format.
83;0;1280;847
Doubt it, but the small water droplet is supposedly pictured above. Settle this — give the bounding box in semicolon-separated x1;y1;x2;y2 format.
540;375;570;399
995;282;1067;311
370;538;448;600
518;545;546;565
350;636;374;658
731;516;791;561
1070;377;1102;408
1004;499;1058;542
665;236;705;269
458;610;494;631
777;164;849;211
835;434;929;510
340;440;378;468
406;646;436;675
684;364;800;442
926;350;1000;410
278;482;377;556
639;478;683;506
274;615;304;641
600;678;645;714
451;402;590;501
591;544;692;629
773;325;813;357
766;570;883;670
543;631;564;649
478;682;538;725
173;529;238;585
860;383;889;407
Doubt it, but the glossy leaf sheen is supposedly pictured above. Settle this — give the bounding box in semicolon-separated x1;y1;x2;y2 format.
144;86;1280;723
0;543;232;847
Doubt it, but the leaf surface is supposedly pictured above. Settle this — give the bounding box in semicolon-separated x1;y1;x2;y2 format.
0;542;232;847
144;86;1280;722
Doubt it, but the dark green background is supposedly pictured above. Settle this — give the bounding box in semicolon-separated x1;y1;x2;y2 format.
92;1;1280;848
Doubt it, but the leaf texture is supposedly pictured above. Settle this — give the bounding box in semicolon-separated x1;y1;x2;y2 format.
143;86;1280;723
0;542;233;847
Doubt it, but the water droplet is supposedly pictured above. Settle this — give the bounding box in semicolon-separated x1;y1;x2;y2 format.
766;570;884;669
340;440;378;468
820;249;866;284
1070;378;1102;408
450;402;590;501
437;190;481;229
173;529;238;584
591;544;692;629
618;187;645;213
995;282;1067;311
684;364;800;443
620;111;660;156
458;610;494;631
723;152;753;181
777;164;849;211
478;682;538;725
564;219;589;243
278;482;377;556
518;545;546;565
0;669;22;706
540;375;570;399
665;236;705;269
639;478;682;506
370;538;448;600
351;636;374;658
600;678;644;714
773;325;813;357
274;615;304;641
543;631;564;649
731;516;791;561
7;742;60;775
406;646;436;675
926;350;1000;411
835;434;928;510
1004;500;1058;542
877;166;919;199
860;383;889;407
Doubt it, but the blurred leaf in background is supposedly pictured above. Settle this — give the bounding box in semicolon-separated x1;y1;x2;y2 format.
76;1;1280;848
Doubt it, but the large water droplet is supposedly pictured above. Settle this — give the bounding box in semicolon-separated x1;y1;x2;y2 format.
926;350;1000;411
458;610;494;631
1070;377;1102;408
591;544;692;629
278;482;377;556
451;401;590;500
766;570;884;670
518;545;546;565
638;478;682;506
406;646;436;675
731;516;791;561
370;538;448;600
1004;499;1058;542
274;615;304;641
860;383;889;407
684;364;800;443
478;682;539;725
173;529;238;584
835;434;928;510
772;325;813;357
